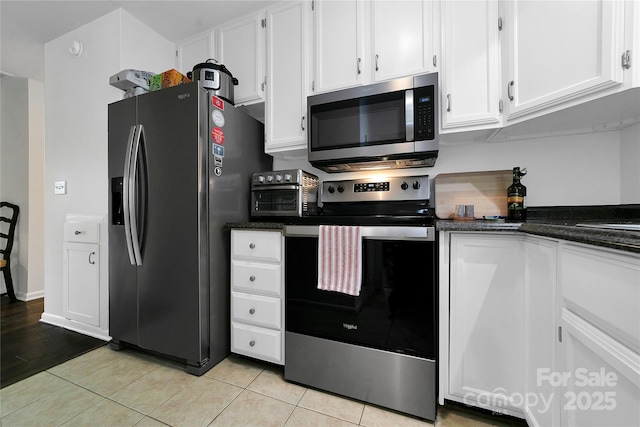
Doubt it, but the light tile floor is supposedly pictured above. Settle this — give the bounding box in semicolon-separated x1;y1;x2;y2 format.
0;347;517;427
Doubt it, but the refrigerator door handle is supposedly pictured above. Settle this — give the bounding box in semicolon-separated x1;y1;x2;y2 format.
123;125;138;265
129;124;144;266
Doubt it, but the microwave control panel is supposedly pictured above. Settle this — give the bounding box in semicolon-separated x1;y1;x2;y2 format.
414;86;435;141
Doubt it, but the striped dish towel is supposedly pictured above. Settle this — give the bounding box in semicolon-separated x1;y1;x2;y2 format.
317;225;362;296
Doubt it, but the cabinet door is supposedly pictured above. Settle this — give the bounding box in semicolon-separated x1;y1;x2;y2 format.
176;31;215;75
504;0;625;121
371;0;434;82
559;309;640;427
449;233;524;414
313;0;366;93
63;242;100;327
523;236;558;427
440;0;501;131
218;12;266;105
265;1;310;154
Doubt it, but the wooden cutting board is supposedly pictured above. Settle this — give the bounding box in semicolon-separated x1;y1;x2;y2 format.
434;170;512;219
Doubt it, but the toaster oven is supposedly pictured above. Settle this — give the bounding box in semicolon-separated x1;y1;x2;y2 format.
250;169;319;218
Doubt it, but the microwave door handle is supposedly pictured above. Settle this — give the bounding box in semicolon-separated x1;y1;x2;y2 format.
406;89;414;142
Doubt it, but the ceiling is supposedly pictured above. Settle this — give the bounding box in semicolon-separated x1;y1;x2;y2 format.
0;0;278;82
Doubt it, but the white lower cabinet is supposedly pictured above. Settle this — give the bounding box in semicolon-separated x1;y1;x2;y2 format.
557;243;640;427
523;235;559;426
63;242;100;327
230;229;285;365
442;232;640;427
62;220;101;327
444;232;525;417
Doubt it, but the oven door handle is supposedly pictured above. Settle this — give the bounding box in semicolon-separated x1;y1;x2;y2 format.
284;225;435;241
252;185;300;191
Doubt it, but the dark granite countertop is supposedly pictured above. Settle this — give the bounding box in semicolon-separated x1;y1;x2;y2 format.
228;205;640;254
436;205;640;254
519;223;640;253
225;222;284;230
436;219;522;232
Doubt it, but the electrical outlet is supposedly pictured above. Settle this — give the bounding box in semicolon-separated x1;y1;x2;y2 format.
54;181;66;195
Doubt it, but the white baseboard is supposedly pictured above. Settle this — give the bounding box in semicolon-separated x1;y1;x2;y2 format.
40;312;111;342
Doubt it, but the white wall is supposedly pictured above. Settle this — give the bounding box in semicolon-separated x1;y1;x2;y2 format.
28;79;46;300
620;122;640;204
1;77;29;297
0;77;44;300
274;130;623;207
43;9;174;337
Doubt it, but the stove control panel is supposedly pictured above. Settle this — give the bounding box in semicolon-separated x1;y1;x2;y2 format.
322;175;431;203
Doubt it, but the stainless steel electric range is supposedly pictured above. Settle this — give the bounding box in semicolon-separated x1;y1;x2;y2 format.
282;174;437;421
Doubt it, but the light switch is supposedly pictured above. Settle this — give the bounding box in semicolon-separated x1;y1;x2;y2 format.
54;181;67;195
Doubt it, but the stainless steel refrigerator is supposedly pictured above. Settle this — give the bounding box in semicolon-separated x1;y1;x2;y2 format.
108;82;271;374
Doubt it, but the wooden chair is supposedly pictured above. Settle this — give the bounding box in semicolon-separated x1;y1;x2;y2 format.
1;202;19;301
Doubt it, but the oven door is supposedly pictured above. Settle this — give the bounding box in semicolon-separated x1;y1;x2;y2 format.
251;186;300;217
284;225;436;360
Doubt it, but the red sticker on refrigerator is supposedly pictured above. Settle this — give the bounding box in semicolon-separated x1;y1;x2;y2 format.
211;127;225;145
211;96;224;111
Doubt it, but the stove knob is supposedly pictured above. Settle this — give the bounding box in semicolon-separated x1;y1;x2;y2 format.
275;174;283;183
327;185;335;194
257;175;265;184
284;173;292;182
413;181;421;190
266;175;274;183
401;181;409;190
337;185;345;193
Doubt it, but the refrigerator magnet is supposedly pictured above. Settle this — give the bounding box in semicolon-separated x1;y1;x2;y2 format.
212;110;225;127
211;95;224;110
214;155;223;168
213;143;224;157
212;127;224;145
214;167;222;176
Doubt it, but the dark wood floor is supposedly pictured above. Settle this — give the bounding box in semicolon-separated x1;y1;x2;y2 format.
1;295;106;388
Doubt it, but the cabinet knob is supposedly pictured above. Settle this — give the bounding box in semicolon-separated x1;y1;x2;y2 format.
249;308;255;315
249;243;255;249
249;275;256;282
249;340;256;347
74;230;82;235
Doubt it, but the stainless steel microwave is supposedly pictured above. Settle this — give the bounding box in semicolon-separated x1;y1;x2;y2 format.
308;73;438;173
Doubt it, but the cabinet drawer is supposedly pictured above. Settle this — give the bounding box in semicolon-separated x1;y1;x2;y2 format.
232;292;281;329
561;244;640;351
231;260;281;296
231;322;282;364
64;222;100;243
232;230;282;262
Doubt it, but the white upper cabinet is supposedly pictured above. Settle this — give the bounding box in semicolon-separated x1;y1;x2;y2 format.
312;0;366;93
265;1;310;154
176;30;215;75
502;0;626;122
217;12;266;105
440;0;502;131
371;0;436;82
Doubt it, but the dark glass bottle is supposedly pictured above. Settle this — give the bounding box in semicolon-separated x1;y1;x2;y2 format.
507;167;527;221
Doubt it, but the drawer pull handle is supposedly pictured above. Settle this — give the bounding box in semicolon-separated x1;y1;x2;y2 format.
74;230;83;235
249;340;256;347
249;275;256;282
249;308;255;315
249;243;255;249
